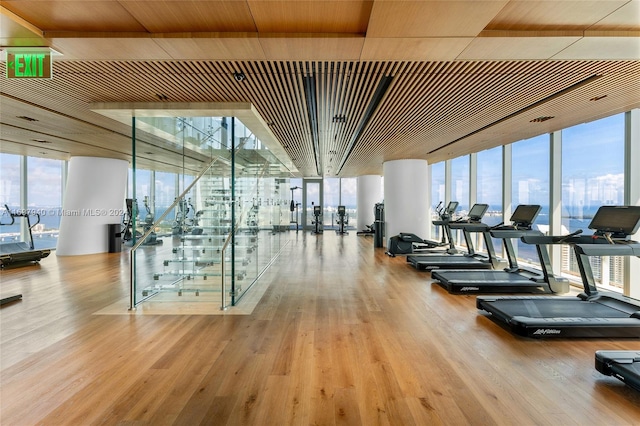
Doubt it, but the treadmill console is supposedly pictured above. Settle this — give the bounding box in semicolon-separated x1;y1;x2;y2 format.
588;205;640;240
464;203;489;222
509;204;541;230
444;201;459;218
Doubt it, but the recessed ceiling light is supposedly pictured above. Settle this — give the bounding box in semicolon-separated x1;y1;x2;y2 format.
530;116;554;123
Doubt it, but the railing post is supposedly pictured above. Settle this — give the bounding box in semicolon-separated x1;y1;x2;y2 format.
129;253;135;310
220;243;227;310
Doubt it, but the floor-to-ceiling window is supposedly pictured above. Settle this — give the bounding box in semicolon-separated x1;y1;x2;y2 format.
321;178;357;230
430;162;446;240
477;147;503;254
562;113;625;291
323;178;340;228
27;157;63;249
451;155;470;246
0;154;22;244
340;177;357;230
0;154;62;250
512;134;550;266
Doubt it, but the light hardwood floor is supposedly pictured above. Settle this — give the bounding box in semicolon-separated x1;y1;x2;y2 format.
1;232;639;425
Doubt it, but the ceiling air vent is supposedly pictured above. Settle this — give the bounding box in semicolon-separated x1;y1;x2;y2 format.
17;116;38;122
590;95;607;101
530;116;554;123
32;139;51;143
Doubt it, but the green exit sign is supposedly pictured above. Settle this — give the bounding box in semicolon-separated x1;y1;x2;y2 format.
6;49;52;79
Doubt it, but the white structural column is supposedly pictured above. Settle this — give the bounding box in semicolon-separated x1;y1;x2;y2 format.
549;131;562;272
383;159;429;245
625;109;640;298
356;175;382;232
57;157;128;255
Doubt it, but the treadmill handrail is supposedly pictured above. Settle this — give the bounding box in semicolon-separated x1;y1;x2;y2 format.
1;205;16;226
574;242;640;257
520;229;583;245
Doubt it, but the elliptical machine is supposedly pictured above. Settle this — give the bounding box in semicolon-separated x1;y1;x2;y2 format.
141;196;161;245
122;198;136;242
172;198;189;235
335;205;348;235
188;198;204;235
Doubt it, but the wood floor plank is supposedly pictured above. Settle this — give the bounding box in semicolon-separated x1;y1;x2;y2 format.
1;231;639;425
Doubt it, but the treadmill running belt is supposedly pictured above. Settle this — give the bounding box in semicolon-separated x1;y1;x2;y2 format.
523;300;543;317
486;299;630;318
433;271;538;283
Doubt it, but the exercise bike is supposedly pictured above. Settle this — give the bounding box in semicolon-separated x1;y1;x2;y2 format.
311;204;323;234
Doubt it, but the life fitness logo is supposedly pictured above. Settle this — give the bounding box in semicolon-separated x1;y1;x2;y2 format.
532;329;561;335
460;287;480;291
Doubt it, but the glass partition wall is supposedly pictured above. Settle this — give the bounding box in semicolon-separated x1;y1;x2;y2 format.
129;115;291;310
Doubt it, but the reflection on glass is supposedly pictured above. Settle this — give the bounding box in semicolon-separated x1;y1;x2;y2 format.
340;178;357;230
27;157;62;249
477;147;503;255
0;153;22;244
323;178;339;228
430;162;445;240
451;155;469;246
512;135;549;267
561;113;625;290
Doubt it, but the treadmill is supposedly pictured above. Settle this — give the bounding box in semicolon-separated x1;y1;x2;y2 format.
0;204;51;268
595;350;640;392
431;205;570;294
477;205;640;338
407;203;503;271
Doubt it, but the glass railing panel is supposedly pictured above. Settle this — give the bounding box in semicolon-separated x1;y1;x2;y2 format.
229;120;291;304
131;115;232;309
130;114;292;310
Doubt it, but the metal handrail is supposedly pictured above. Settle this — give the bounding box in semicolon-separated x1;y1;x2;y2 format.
129;155;224;309
219;231;232;310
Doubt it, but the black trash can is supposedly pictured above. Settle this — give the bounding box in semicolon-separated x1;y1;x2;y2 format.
108;223;122;253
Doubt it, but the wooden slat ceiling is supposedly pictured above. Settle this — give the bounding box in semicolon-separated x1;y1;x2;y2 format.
1;1;639;177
